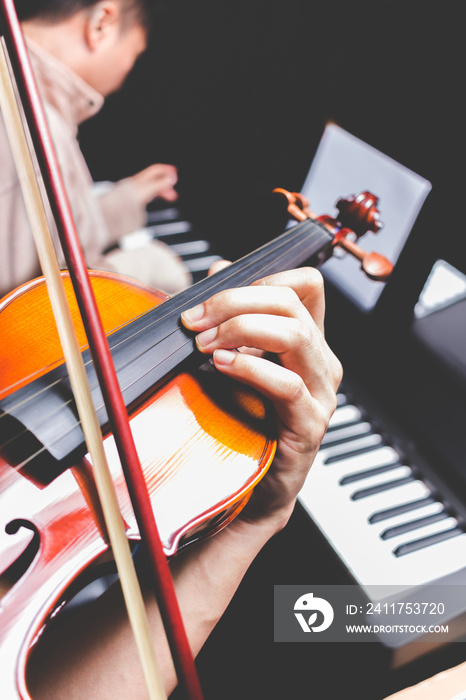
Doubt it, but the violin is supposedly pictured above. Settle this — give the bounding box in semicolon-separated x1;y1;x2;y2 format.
0;186;391;698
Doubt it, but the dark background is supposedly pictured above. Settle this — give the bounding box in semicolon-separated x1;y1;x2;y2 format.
79;2;465;697
80;0;462;268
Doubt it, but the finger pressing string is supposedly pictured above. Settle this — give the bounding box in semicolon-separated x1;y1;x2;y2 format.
252;267;326;335
181;285;312;333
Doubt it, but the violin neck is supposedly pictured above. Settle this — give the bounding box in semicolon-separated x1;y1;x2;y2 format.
95;216;334;416
105;215;333;410
162;215;334;322
0;218;333;479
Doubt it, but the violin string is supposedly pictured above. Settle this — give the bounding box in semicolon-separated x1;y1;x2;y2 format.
6;218;328;411
0;349;87;397
0;221;318;434
105;220;325;352
0;220;328;452
0;398;73;450
0;221;331;465
96;221;325;372
0;299;157;400
1;219;320;402
0;219;327;432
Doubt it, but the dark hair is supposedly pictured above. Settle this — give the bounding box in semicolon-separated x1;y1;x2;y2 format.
15;0;152;29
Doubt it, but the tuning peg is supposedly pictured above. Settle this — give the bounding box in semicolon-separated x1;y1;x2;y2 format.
334;229;393;281
272;188;393;281
272;188;315;221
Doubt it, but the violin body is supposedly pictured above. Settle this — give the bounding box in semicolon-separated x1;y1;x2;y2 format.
0;270;275;698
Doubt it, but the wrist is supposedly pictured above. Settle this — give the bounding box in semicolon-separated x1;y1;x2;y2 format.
228;500;295;541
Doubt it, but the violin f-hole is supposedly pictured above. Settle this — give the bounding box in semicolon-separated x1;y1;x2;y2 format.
1;520;40;596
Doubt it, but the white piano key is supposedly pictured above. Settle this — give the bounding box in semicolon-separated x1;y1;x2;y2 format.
348;465;412;494
355;479;431;522
313;444;401;477
320;433;384;460
184;255;222;272
328;404;362;429
320;421;373;446
299;432;466;594
146;207;180;224
169;240;211;256
336;393;347;407
368;493;436;523
369;500;444;534
364;533;466;600
383;516;459;547
393;527;465;560
368;519;462;569
349;481;432;521
148;221;193;236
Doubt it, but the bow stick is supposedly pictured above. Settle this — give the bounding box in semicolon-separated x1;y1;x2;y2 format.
0;1;203;698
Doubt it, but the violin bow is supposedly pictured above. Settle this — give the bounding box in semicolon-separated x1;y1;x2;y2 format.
0;45;168;700
0;1;203;698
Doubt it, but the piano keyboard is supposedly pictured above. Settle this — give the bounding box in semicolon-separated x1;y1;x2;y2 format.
120;206;221;284
299;391;466;598
145;206;222;283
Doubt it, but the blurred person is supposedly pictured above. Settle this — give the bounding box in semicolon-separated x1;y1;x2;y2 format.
0;0;191;298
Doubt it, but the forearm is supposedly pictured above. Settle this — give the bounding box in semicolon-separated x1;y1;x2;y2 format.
166;505;292;663
27;511;288;699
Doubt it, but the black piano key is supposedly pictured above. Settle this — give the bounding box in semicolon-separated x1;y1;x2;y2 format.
321;423;374;449
394;526;465;557
380;510;450;540
368;496;436;524
336;393;347;407
324;439;384;464
339;460;401;485
351;475;415;501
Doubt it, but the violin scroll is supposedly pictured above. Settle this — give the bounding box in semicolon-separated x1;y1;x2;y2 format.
336;191;383;238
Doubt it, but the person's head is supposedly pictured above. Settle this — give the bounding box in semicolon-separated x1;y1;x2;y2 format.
17;0;152;95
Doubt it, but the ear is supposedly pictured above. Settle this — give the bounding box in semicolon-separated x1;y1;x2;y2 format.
83;1;121;51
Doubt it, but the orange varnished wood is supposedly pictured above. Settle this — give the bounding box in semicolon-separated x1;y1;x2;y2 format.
0;271;167;400
0;271;275;698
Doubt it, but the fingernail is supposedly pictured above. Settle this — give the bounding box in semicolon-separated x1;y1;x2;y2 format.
213;349;235;365
196;326;218;349
181;304;204;326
